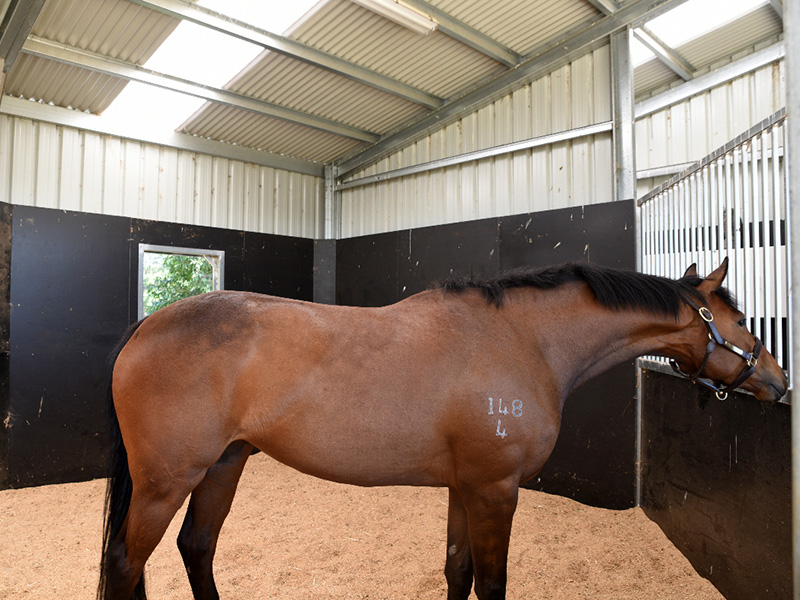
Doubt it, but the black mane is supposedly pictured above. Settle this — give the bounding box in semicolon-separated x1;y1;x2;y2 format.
439;263;737;319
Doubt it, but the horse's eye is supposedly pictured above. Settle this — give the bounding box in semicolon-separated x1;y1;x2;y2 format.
737;318;747;327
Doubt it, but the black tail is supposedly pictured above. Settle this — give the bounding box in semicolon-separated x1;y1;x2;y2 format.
98;320;148;600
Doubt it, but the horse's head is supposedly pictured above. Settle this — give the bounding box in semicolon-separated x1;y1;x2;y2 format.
671;259;788;402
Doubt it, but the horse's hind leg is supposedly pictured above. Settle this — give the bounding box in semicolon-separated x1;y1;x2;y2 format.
445;488;473;600
177;440;254;600
106;477;201;599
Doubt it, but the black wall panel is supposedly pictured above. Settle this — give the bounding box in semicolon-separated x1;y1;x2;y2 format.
336;200;637;508
401;218;500;298
1;204;313;489
499;202;638;508
336;231;409;307
0;202;12;489
9;206;131;487
641;369;791;600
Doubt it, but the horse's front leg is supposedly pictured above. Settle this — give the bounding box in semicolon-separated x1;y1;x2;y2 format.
177;440;253;600
445;488;473;600
459;479;519;600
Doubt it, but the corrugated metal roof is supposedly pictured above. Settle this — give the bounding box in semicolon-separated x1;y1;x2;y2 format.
430;0;599;56
0;0;785;167
676;4;782;70
181;102;364;163
289;0;506;98
219;50;427;133
4;0;180;113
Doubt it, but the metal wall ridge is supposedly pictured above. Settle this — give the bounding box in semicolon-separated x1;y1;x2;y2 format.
336;121;613;191
634;42;785;120
638;107;787;206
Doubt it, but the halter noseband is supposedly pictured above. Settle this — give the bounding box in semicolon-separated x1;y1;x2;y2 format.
669;302;762;401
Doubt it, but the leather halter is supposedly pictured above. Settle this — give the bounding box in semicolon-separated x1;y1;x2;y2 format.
669;302;762;401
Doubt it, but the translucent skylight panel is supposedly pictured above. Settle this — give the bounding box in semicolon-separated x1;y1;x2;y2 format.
102;1;320;133
645;0;768;49
631;33;656;66
199;0;321;35
144;20;263;88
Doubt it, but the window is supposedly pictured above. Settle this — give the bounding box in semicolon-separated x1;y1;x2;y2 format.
138;244;225;320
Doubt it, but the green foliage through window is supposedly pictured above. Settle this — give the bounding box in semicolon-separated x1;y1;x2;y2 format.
142;252;221;316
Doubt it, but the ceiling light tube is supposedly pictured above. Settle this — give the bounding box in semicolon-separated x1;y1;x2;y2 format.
350;0;438;35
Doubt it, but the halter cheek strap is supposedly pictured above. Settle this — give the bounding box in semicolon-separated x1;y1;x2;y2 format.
669;305;762;401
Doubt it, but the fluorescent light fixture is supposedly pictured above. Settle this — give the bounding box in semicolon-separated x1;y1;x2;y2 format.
350;0;438;35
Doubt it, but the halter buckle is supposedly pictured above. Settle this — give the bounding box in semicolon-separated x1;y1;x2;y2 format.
699;307;714;322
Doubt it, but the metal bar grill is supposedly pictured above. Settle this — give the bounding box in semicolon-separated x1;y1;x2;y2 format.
638;109;791;382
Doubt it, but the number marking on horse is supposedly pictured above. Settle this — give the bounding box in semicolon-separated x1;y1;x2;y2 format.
488;397;522;438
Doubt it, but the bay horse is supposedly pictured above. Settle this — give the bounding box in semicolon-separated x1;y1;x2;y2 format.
98;259;787;600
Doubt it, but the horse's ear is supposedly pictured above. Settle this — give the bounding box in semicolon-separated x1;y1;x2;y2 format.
700;257;729;291
682;263;698;278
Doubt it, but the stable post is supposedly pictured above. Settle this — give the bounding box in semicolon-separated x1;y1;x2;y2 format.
786;0;800;597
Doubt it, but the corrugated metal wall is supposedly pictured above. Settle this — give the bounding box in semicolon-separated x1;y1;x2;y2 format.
0;113;324;238
635;58;785;198
340;46;613;238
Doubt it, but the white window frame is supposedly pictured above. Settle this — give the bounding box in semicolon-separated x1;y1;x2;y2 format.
137;244;225;320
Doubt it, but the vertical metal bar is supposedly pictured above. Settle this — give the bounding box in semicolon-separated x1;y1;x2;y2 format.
690;172;699;269
725;152;735;295
733;148;745;316
761;130;773;354
772;123;785;368
668;187;676;277
740;143;751;324
702;165;711;275
686;178;692;271
719;156;726;266
657;193;665;276
611;28;636;205
754;134;765;343
324;165;340;240
642;201;648;272
785;2;800;595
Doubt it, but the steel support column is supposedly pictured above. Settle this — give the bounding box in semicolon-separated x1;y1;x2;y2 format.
324;164;341;240
612;26;640;507
612;27;636;204
786;0;800;596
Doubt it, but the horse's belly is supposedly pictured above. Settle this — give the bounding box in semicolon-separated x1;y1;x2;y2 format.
241;398;450;487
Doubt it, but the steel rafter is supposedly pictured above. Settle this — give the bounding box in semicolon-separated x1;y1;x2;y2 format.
21;35;380;143
400;0;522;67
129;0;444;110
0;0;46;92
584;0;694;81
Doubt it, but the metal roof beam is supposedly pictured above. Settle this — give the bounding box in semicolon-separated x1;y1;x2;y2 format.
633;27;694;81
337;0;692;177
21;35;380;143
400;0;522;67
0;0;45;78
129;0;443;110
585;0;694;81
769;0;782;20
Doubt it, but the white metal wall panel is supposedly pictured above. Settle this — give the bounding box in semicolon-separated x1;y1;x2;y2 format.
0;113;323;238
635;60;785;175
340;47;613;238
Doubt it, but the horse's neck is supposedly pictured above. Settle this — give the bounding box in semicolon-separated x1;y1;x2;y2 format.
505;284;691;398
